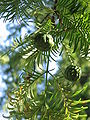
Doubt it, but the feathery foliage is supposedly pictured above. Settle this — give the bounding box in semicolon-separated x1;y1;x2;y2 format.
0;0;90;120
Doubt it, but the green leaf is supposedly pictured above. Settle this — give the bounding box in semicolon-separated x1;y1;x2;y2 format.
73;35;80;53
71;99;90;106
72;85;87;97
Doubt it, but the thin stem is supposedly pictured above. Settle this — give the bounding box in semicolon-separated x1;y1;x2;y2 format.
51;0;58;23
62;43;74;64
45;51;50;88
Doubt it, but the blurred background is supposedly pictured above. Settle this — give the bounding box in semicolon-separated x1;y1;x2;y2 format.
0;18;33;119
